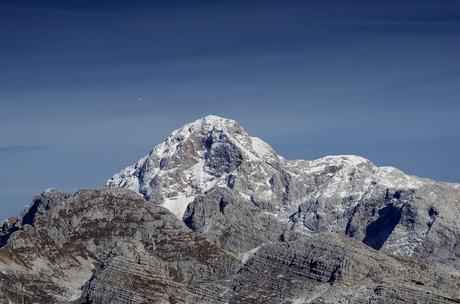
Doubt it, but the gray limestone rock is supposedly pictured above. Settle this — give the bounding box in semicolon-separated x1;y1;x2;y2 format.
0;188;240;304
183;187;291;255
229;233;460;304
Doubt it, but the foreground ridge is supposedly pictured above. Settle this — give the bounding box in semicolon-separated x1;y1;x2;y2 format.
0;188;459;303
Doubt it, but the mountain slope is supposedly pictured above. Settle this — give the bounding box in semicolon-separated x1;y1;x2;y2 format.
0;188;240;303
230;233;460;303
108;115;460;271
0;189;459;303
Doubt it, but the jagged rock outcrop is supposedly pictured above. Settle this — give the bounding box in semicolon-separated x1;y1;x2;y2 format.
183;187;289;255
0;188;240;304
108;115;460;271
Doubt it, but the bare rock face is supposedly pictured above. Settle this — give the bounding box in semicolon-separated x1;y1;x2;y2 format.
108;115;460;272
230;233;460;304
0;188;240;304
183;187;289;255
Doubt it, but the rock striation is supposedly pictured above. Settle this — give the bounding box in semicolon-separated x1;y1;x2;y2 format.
0;188;240;303
230;233;460;303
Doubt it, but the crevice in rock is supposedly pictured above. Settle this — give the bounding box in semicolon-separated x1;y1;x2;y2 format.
327;264;341;283
219;198;228;214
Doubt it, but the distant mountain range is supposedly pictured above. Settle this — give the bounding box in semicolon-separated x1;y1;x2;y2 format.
1;115;459;303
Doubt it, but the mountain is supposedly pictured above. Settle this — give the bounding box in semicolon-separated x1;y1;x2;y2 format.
1;189;459;303
107;115;460;271
0;189;240;303
0;115;459;303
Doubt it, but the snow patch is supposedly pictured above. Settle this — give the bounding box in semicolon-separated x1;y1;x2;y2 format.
251;136;276;159
263;211;279;218
376;166;426;189
66;257;95;301
161;195;195;219
241;246;261;264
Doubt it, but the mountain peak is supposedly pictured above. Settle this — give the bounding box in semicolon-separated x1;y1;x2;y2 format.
165;114;244;148
199;114;237;125
107;115;278;218
172;115;239;135
106;115;429;221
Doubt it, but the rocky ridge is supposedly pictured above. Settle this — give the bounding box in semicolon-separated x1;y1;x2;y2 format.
1;188;459;303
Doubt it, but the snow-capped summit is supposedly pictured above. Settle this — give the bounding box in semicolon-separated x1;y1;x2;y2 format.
107;115;279;218
107;115;460;269
107;115;426;219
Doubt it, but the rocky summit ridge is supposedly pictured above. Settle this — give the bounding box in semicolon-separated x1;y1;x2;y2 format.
1;115;459;303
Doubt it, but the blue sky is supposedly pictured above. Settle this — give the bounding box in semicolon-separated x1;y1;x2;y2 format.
1;0;459;219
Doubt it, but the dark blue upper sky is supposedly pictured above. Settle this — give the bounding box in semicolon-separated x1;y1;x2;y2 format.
1;0;459;219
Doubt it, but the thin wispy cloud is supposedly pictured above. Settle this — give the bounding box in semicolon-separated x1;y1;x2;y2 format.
0;145;49;154
346;68;460;99
378;69;460;92
0;5;74;15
